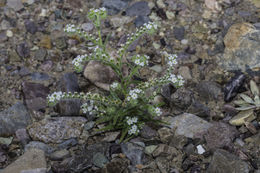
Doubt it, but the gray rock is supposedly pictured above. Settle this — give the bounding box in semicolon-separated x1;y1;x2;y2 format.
34;48;47;61
121;142;144;166
19;67;31;77
126;1;150;17
188;100;211;117
59;73;79;92
158;127;173;144
68;142;110;172
140;125;158;139
28;117;87;143
101;158;129;173
196;81;222;101
164;113;213;139
161;83;175;102
31;72;50;81
20;168;47;173
207;149;250;173
0;102;31;136
173;26;185;41
152;144;179;158
15;128;30;145
50;149;70;161
55;37;67;50
205;122;239;150
25;141;55;154
170;88;193;109
84;121;95;131
7;0;24;11
134;15;149;27
93;152;109;168
218;23;260;71
16;42;30;58
169;134;188;150
56;99;81;116
22;82;49;111
24;20;37;34
1;149;46;173
102;0;130;15
57;138;78;150
0;31;8;42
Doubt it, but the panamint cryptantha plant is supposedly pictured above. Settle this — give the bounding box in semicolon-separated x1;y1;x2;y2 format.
47;7;184;142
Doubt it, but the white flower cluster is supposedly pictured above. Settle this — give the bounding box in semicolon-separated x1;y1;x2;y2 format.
167;54;178;67
154;107;162;116
64;24;78;33
126;116;139;135
168;74;184;86
47;91;64;103
81;100;98;115
126;88;143;101
133;55;149;67
89;7;106;14
143;21;158;30
126;116;138;125
72;54;87;68
128;124;140;135
110;82;119;89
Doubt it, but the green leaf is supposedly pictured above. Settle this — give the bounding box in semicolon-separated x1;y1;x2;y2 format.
254;95;260;105
119;128;129;143
96;124;115;132
234;99;248;105
250;80;259;96
240;94;254;104
235;105;256;111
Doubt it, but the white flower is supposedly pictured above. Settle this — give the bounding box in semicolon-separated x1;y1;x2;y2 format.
81;101;98;114
111;82;119;89
154;107;162;116
167;54;178;67
128;124;140;135
47;91;64;103
126;116;138;125
126;88;143;101
168;74;178;83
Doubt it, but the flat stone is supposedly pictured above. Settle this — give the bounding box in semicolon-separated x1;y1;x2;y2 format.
31;72;50;81
126;1;150;17
15;128;30;145
121;142;144;166
207;149;250;173
196;81;222;100
56;99;81;116
34;48;47;61
144;145;158;155
92;152;109;168
7;0;24;11
163;113;213;139
25;141;54;154
102;0;129;15
39;35;52;49
173;26;185;41
50;149;70;161
205;122;238;150
140;125;158;139
102;132;120;142
16;42;30;58
0;102;31;136
20;168;47;173
28;117;87;143
218;23;260;71
59;73;79;92
1;149;46;173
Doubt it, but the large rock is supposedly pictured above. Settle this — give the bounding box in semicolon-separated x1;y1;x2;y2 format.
125;1;150;17
27;117;87;143
164;113;213;139
0;102;31;136
217;23;260;71
207;149;250;173
204;122;238;150
83;61;118;91
1;149;46;173
6;0;24;11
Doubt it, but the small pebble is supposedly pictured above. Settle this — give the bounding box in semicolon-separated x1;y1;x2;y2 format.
196;145;205;154
181;39;188;45
6;30;13;37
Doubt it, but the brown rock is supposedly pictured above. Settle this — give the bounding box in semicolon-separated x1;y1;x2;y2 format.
224;23;255;51
39;35;52;49
83;61;118;90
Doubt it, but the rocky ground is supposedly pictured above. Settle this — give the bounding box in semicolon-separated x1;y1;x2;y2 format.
0;0;259;172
